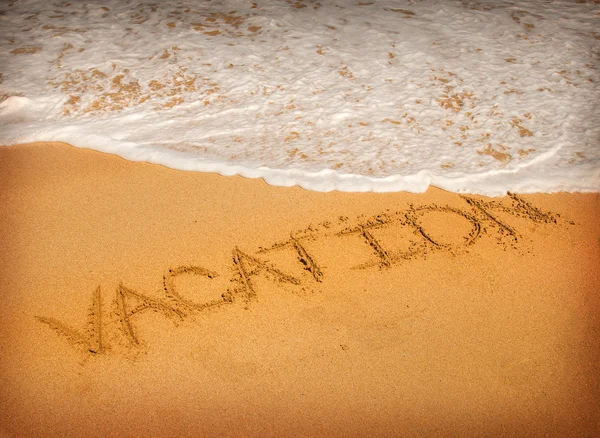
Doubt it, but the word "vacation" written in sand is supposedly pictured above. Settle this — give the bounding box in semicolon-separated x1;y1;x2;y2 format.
37;193;563;357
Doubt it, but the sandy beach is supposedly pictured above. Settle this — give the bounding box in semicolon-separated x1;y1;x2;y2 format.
0;142;598;437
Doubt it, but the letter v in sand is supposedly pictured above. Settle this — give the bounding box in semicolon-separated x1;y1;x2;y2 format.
36;286;103;355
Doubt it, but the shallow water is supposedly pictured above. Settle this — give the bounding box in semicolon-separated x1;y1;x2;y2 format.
0;0;599;195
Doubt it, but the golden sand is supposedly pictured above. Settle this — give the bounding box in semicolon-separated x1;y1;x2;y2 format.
1;142;598;436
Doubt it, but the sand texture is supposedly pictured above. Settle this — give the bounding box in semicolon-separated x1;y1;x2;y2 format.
0;142;599;437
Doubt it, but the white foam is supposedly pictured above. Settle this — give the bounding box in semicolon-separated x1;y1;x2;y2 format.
1;0;599;195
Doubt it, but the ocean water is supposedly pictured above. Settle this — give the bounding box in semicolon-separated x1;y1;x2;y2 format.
0;0;599;195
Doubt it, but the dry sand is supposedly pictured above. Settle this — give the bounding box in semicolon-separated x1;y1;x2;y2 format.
0;142;598;437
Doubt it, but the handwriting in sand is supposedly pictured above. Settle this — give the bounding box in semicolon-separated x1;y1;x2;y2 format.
36;193;563;357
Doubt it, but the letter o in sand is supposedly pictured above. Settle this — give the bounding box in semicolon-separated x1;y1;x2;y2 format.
406;206;482;250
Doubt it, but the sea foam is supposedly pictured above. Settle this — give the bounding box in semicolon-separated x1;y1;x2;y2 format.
1;0;599;195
